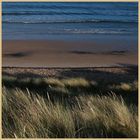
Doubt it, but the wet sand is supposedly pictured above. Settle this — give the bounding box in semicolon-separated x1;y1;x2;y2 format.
2;40;138;67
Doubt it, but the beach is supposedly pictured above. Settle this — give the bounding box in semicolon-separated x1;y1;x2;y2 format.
2;40;138;67
2;2;138;68
2;2;138;138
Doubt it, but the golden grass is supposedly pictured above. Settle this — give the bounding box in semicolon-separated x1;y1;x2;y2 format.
62;78;90;87
2;87;138;138
45;78;65;87
45;78;90;87
109;80;138;91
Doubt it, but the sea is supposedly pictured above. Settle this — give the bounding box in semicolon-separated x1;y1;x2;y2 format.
2;2;138;43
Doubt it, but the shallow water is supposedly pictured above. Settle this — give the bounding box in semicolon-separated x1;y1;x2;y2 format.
2;2;138;40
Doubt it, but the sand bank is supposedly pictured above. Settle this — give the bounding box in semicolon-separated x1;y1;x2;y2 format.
2;40;138;67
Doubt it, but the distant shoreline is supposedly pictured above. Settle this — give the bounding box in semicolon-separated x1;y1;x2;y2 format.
2;65;138;69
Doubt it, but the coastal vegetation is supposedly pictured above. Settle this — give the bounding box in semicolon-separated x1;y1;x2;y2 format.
2;73;138;138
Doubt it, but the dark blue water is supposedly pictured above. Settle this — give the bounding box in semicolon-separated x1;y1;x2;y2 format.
2;2;138;40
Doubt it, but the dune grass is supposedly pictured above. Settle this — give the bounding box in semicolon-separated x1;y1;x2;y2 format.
2;75;138;138
109;81;138;91
2;76;137;92
2;86;138;138
2;76;138;103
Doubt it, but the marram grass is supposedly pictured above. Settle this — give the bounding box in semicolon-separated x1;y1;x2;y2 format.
2;87;138;138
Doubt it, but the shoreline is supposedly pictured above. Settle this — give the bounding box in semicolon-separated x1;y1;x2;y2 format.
2;40;138;68
2;65;138;69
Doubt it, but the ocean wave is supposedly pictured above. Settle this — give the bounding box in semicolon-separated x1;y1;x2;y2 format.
61;29;130;34
3;19;137;24
2;11;98;16
7;29;129;35
2;4;111;10
2;11;137;17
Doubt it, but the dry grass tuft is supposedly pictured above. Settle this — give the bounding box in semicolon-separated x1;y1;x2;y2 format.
62;78;90;87
2;87;138;138
45;78;90;87
109;80;138;91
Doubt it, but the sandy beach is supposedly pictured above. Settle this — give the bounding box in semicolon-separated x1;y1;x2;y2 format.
2;2;138;138
2;40;138;67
